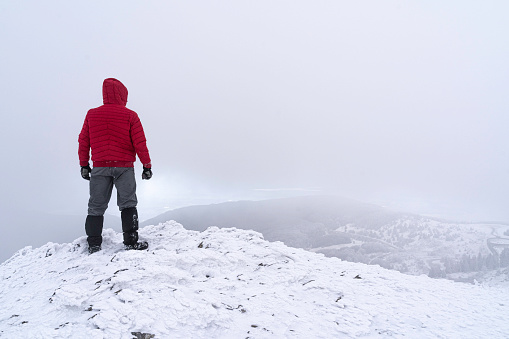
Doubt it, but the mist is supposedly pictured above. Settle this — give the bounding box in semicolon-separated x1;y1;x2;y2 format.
1;1;508;260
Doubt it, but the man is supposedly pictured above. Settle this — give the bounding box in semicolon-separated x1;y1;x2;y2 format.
78;78;153;254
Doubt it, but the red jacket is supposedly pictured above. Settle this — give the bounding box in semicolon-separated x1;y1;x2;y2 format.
78;78;151;168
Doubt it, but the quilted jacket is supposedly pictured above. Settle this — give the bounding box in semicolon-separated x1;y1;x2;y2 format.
78;78;151;168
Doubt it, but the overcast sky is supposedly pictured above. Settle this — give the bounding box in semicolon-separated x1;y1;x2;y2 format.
1;0;508;224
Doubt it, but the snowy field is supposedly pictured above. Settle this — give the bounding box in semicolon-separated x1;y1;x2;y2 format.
140;197;509;281
1;221;508;338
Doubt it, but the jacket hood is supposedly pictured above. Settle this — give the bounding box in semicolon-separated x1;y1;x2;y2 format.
102;78;128;105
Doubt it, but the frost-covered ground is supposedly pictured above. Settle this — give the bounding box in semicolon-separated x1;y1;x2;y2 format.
1;221;508;338
140;197;509;281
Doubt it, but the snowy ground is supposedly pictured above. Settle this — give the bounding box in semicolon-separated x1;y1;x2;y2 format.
1;221;508;338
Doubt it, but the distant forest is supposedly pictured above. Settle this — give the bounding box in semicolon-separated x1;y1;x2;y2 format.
429;250;509;278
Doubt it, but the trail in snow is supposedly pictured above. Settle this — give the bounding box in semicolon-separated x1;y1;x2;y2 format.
1;221;508;338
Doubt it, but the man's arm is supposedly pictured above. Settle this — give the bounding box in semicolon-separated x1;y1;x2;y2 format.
130;111;151;168
78;115;91;167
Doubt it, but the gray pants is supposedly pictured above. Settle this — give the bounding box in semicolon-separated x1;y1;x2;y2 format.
88;167;137;216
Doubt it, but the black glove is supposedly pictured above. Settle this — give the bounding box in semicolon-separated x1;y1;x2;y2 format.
81;164;92;181
142;167;152;180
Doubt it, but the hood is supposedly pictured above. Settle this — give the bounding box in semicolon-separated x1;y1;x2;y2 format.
102;78;128;105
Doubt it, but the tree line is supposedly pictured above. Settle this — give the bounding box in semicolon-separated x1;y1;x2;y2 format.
429;249;509;278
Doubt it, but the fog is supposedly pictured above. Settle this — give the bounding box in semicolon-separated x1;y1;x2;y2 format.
1;1;508;258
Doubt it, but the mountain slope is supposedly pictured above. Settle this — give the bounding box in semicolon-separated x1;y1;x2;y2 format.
1;221;508;338
141;196;509;281
141;196;401;248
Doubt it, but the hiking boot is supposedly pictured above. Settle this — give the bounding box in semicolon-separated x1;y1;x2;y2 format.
125;241;149;251
121;207;140;245
85;215;104;249
88;245;102;254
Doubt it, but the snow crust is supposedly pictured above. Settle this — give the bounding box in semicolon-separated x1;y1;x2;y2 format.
1;221;508;338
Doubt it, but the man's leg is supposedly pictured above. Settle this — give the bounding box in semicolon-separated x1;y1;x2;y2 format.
86;167;113;250
112;168;141;245
85;215;103;253
121;206;139;245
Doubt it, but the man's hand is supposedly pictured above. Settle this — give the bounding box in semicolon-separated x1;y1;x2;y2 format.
142;167;152;180
81;164;92;181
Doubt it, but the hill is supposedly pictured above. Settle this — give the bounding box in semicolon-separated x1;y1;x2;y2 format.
1;221;508;338
142;196;509;283
141;196;402;248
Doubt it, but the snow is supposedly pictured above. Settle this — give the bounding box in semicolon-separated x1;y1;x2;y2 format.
139;197;509;282
1;221;508;338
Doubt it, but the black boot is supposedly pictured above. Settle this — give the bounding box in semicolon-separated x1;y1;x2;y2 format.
85;215;104;254
121;207;148;250
88;245;101;254
125;241;149;251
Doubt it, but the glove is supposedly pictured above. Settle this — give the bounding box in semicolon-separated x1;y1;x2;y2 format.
142;167;152;180
81;164;92;181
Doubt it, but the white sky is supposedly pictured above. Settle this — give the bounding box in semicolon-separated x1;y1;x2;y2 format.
0;0;508;222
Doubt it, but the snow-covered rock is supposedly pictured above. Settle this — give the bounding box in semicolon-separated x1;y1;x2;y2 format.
1;221;508;338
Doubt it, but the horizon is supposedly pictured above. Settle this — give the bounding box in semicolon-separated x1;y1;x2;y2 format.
3;194;509;264
137;193;509;225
